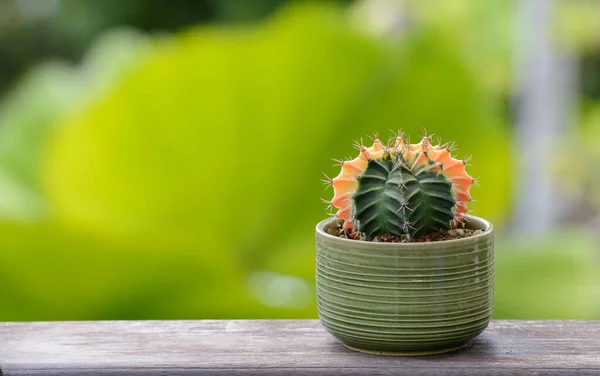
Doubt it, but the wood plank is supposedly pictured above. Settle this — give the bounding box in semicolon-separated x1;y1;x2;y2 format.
0;320;599;375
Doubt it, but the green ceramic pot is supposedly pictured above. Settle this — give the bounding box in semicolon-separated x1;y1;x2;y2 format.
315;215;494;356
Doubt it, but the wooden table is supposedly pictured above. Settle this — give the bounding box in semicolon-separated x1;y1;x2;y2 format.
1;320;599;375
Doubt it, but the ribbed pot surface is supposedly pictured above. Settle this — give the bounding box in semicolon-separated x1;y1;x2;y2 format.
315;215;494;355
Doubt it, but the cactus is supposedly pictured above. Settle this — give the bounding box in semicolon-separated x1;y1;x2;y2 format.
325;132;473;240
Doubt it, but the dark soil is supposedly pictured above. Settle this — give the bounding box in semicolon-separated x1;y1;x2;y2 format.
325;218;482;243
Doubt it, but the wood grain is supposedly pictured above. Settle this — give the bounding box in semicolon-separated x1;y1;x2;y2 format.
0;320;599;375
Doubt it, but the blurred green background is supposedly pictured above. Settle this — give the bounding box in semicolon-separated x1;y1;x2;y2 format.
0;0;598;321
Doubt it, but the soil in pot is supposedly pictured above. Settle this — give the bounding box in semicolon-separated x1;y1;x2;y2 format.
323;218;483;243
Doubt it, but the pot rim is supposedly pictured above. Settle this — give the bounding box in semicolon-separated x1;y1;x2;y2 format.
316;214;493;249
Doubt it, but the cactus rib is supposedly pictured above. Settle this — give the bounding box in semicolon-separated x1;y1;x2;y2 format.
353;154;406;239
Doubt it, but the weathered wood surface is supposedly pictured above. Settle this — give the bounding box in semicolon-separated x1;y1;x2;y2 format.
0;320;599;375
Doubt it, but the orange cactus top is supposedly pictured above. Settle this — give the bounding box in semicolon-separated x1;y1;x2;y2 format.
331;135;473;231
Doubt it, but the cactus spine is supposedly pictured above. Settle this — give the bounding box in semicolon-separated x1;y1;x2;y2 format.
327;133;473;240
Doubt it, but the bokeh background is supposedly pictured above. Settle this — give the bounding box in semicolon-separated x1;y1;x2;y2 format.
0;0;598;321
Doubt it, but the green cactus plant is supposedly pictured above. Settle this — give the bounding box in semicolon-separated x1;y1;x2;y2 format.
324;132;474;240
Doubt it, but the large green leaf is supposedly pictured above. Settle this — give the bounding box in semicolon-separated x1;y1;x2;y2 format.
44;4;510;263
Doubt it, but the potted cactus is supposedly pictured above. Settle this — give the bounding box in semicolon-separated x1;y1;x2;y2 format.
316;132;494;356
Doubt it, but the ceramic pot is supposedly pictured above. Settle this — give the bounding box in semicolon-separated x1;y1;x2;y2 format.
315;215;494;356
